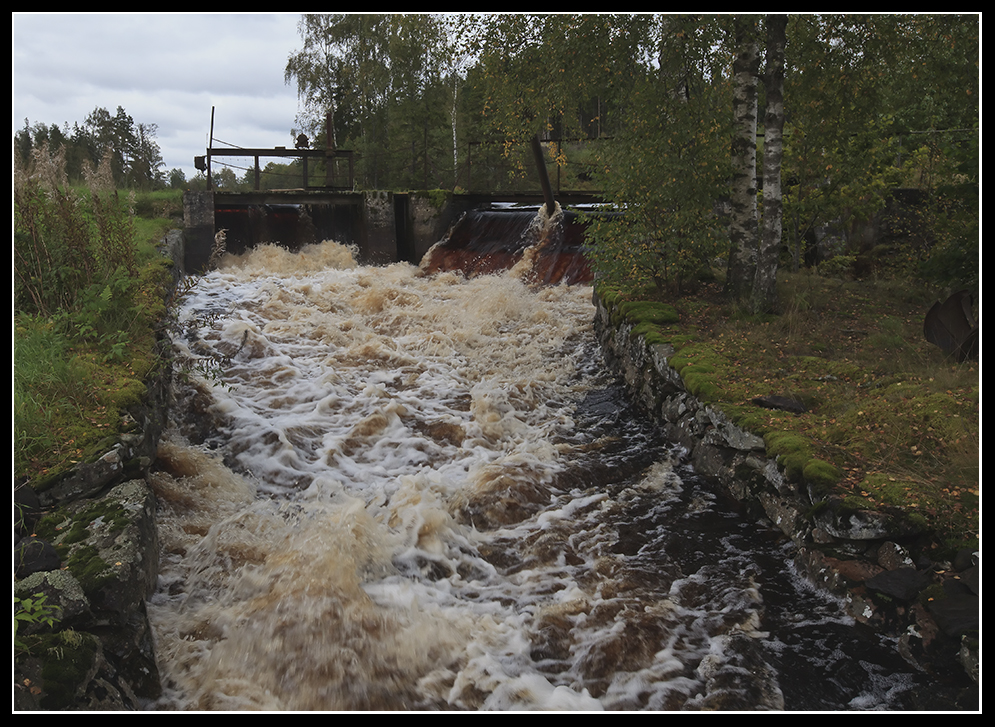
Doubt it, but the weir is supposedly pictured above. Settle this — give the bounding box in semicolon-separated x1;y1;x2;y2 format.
157;137;970;712
182;189;604;278
149;235;963;710
183;119;602;278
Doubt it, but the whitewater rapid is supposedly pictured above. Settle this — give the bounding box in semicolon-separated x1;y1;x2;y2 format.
145;240;788;710
146;238;956;712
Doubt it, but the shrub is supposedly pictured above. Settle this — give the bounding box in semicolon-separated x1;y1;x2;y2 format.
13;144;171;481
14;143;137;319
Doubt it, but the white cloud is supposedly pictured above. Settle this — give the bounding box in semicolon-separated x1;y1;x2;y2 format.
13;12;304;179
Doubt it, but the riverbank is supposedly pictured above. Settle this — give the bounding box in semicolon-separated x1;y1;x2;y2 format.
592;279;978;706
14;230;978;709
14;193;181;710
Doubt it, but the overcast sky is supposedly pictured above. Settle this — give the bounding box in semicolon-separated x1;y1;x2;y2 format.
13;13;306;181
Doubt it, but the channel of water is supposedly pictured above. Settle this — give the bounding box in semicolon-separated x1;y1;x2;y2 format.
145;211;956;711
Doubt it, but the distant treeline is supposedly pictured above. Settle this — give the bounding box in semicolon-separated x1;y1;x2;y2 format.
14;105;175;190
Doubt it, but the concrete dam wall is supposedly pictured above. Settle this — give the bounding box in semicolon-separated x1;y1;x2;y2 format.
182;190;470;273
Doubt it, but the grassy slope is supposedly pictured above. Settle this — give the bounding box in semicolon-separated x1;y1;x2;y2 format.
602;270;979;557
14;192;182;489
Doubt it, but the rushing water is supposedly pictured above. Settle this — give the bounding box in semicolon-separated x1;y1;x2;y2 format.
146;236;959;711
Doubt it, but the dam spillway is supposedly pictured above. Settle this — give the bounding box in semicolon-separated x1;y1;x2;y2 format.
147;219;965;709
181;190;603;276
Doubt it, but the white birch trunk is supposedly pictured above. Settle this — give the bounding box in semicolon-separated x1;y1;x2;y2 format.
752;15;788;314
726;17;760;300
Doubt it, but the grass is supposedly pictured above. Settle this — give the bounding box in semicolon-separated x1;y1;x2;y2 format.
131;189;185;239
13;314;160;486
601;269;980;557
14;181;978;557
13;186;182;710
13;190;180;487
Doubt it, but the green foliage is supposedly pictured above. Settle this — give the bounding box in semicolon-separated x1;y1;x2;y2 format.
583;18;731;294
14;593;60;652
280;12;977;297
14;147;139;318
907;128;979;291
782;15;978;290
15;105;164;190
819;254;857;279
286;14;463;190
467;15;654;141
13;144;173;482
14;627;100;709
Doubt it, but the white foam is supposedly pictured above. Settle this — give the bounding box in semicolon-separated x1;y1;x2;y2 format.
149;241;781;711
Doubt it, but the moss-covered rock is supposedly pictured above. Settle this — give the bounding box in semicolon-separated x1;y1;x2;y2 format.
619;300;680;326
803;458;842;493
15;630;101;710
811;497;929;541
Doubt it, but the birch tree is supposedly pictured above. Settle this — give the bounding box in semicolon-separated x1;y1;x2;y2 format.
751;15;787;313
725;15;789;312
725;16;760;300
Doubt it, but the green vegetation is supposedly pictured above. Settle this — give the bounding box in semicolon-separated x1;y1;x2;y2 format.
13;145;178;705
13;146;177;486
16;630;100;710
15;105;167;190
14;593;60;653
602;270;979;556
282;14;975;310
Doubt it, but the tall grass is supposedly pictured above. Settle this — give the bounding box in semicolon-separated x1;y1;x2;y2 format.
14;142;137;319
13;144;173;481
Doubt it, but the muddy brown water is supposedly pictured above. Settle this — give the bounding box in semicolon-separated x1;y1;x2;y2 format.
146;235;965;711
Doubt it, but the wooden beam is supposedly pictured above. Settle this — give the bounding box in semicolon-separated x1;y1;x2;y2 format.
207;147;353;158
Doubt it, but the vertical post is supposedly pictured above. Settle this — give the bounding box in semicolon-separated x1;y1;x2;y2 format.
530;135;556;216
254;155;260;191
325;111;334;188
207;106;215;190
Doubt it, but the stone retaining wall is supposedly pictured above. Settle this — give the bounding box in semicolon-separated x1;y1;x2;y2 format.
13;267;174;711
592;291;978;695
593;293;812;538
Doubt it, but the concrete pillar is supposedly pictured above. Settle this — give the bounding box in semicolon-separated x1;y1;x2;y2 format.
361;191;396;265
182;191;216;273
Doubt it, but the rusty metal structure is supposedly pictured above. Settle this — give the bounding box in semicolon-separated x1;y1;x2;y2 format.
184;109;607;276
530;134;557;216
194;108;354;191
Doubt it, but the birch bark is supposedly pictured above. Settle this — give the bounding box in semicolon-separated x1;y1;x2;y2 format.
726;17;760;300
752;15;788;313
